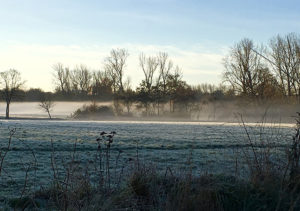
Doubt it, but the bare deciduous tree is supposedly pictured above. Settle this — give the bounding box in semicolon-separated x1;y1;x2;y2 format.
52;63;71;93
104;49;129;115
92;70;113;98
138;53;159;115
39;97;55;119
104;49;129;93
157;52;173;94
139;53;159;93
70;65;92;95
0;69;25;119
166;66;183;112
154;52;173;115
269;33;300;96
106;67;118;94
223;38;265;97
122;77;135;115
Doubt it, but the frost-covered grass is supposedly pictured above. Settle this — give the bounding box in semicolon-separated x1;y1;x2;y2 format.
0;120;298;210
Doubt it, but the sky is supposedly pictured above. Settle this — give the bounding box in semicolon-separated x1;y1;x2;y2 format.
0;0;299;91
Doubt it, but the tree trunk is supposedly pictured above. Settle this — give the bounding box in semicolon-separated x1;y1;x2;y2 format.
127;104;130;115
5;102;10;119
47;110;52;119
287;75;292;96
146;103;149;116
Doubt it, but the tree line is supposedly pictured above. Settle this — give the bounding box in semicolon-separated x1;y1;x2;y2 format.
223;32;300;99
51;49;231;117
0;32;299;118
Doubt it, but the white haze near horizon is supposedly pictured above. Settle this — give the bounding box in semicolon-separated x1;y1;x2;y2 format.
0;101;295;128
0;43;226;92
0;102;103;118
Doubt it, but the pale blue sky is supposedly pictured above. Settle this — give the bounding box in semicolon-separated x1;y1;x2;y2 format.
0;0;299;91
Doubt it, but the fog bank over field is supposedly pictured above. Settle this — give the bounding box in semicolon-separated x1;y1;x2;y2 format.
191;101;299;123
0;102;109;118
0;101;298;123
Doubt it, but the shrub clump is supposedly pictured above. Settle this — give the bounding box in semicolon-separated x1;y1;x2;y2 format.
72;103;115;119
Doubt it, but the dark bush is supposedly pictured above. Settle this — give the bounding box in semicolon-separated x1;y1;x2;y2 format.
72;104;115;119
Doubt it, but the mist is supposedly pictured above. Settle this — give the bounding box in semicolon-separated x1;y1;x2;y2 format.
0;101;108;118
0;100;293;123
